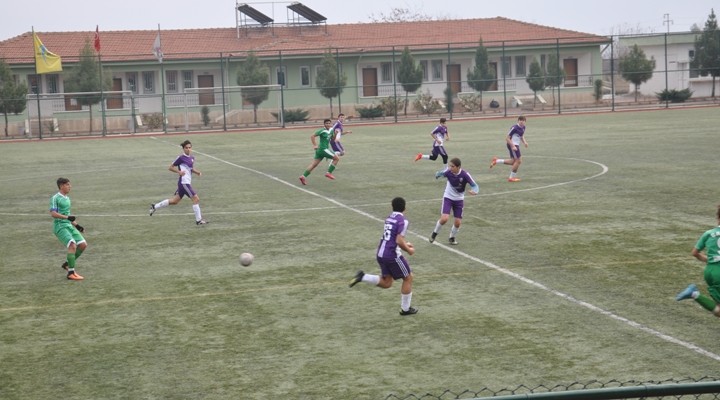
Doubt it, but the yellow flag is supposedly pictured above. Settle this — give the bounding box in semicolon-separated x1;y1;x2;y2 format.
33;32;62;74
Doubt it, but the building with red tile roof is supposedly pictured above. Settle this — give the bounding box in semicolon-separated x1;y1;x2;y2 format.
0;17;609;134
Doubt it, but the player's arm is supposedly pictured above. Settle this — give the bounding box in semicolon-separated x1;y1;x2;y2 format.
50;210;71;220
692;247;707;263
310;133;318;149
506;135;516;150
192;168;202;176
468;180;479;196
522;136;529;147
168;162;184;176
396;234;415;256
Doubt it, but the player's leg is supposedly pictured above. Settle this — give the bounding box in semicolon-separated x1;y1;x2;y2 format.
430;198;452;243
448;201;463;245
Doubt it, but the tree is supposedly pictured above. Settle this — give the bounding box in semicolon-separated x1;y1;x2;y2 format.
545;53;565;107
63;39;111;133
619;44;656;101
369;7;433;22
396;47;423;115
466;38;495;109
0;59;28;136
316;50;347;118
236;52;270;124
691;8;720;97
525;58;546;107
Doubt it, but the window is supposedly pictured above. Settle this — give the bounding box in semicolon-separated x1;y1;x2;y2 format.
28;75;39;94
46;74;59;93
300;66;311;86
276;66;287;87
431;60;443;81
515;56;526;77
688;50;695;60
419;60;428;82
501;56;511;77
381;62;393;83
142;71;154;94
540;54;547;71
166;71;178;93
126;72;138;94
182;71;194;90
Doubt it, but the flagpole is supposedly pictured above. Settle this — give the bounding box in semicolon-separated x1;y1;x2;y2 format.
31;27;43;139
158;24;167;134
96;26;107;136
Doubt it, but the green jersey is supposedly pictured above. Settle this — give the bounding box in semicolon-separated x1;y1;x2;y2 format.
696;226;720;266
315;128;332;151
50;192;72;232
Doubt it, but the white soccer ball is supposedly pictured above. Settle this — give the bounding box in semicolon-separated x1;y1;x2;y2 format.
240;252;254;267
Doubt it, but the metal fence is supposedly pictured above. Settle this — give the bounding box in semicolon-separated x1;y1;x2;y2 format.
384;377;720;400
1;32;718;139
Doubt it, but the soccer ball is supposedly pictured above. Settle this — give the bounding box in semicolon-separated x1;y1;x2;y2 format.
240;252;254;267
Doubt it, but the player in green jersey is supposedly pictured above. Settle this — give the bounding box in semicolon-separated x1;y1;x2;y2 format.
298;119;341;185
49;178;87;281
676;204;720;317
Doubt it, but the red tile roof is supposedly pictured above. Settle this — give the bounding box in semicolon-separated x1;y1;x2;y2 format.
0;17;608;65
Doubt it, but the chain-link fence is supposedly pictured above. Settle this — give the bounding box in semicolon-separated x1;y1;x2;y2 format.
2;32;718;139
385;377;720;400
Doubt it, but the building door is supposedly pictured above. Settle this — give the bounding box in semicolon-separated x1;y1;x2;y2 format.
362;68;378;97
563;59;578;87
447;64;461;95
107;78;124;109
197;75;215;105
489;62;498;91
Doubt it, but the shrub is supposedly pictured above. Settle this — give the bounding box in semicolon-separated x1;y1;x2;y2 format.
271;108;310;123
594;79;604;102
443;87;455;113
656;88;693;103
413;90;442;115
380;96;402;117
201;106;211;126
457;94;483;112
142;113;164;130
355;104;384;118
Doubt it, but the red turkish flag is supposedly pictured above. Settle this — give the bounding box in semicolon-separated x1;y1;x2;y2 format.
93;25;101;52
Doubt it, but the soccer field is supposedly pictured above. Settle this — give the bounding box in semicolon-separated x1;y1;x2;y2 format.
1;107;719;399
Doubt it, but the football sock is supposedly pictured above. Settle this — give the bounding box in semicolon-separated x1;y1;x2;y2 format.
510;172;517;178
192;204;202;221
303;170;311;177
66;253;76;269
433;221;442;234
362;273;380;285
401;292;412;311
75;247;84;259
450;226;459;238
496;159;505;164
696;294;717;312
328;164;336;173
155;199;170;209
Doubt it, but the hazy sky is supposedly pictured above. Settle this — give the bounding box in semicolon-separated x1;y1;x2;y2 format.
2;0;716;41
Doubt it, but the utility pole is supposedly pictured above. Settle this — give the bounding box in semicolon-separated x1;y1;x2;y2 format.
663;13;674;33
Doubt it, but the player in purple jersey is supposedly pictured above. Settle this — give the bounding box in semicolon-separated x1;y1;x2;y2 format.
431;158;478;245
415;117;450;174
149;140;208;225
676;205;720;317
349;197;418;316
330;113;352;156
490;115;528;182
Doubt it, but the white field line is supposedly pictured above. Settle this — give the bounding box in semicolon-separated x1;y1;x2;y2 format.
170;138;720;362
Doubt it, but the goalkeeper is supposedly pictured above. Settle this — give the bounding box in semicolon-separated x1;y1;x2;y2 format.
49;177;87;281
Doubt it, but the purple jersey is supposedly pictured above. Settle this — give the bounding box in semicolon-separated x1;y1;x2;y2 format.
376;211;409;259
431;125;448;147
440;168;477;201
507;123;526;146
173;154;195;185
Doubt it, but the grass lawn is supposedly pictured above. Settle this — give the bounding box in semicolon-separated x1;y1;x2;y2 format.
1;107;719;399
